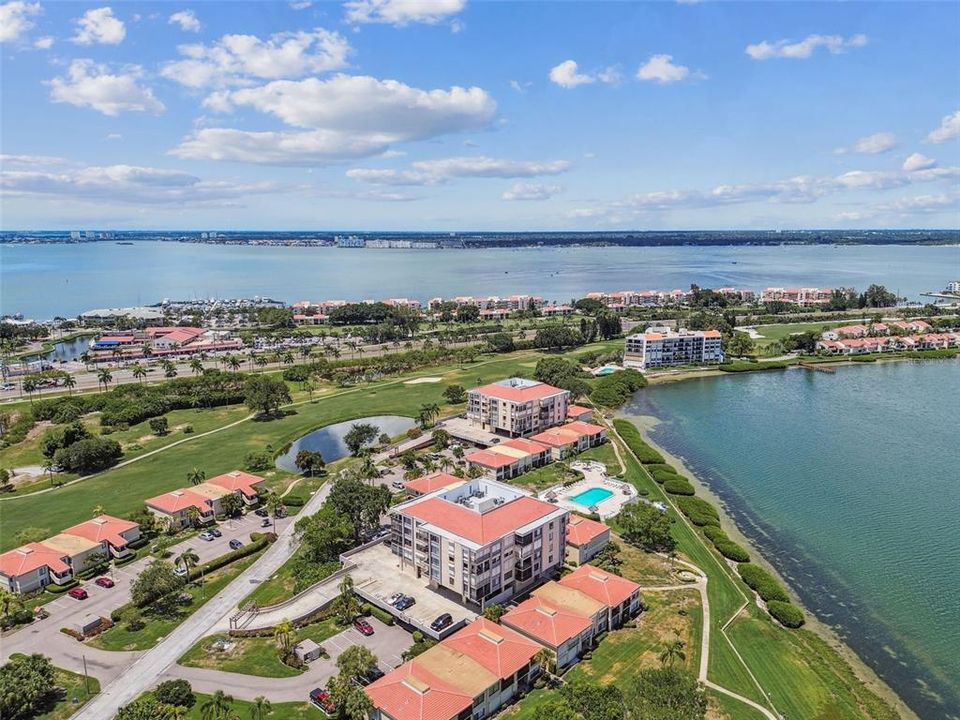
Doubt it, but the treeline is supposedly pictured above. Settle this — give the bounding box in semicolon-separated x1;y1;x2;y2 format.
32;371;248;428
533;357;645;407
613;419;805;629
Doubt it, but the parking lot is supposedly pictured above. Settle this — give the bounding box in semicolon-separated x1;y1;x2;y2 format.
188;511;293;564
349;543;477;639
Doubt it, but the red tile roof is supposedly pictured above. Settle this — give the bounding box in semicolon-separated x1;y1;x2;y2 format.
473;380;567;403
206;470;265;498
0;543;70;578
466;449;518;469
365;661;472;720
564;420;606;436
402;495;560;545
565;516;610;547
145;488;210;514
501;596;593;648
559;564;640;608
405;472;463;495
442;618;541;679
530;428;580;448
567;404;592;418
63;515;139;549
498;438;550;455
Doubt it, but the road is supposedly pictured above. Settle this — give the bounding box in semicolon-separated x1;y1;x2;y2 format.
70;480;332;719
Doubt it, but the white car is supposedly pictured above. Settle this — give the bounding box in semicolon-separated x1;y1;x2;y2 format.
387;592;404;606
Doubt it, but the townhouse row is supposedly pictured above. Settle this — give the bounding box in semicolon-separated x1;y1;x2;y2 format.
817;332;960;355
820;319;933;340
584;287;755;308
144;470;265;529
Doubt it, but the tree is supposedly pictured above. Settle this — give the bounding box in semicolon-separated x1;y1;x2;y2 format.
176;547;199;576
596;311;622;340
658;634;686;666
486;332;515;353
200;689;235;720
618;502;676;553
116;696;168;720
333;574;360;624
574;297;605;314
625;666;707;720
482;604;506;622
131;560;183;614
726;332;754;358
431;428;450;451
220;493;244;518
250;696;272;720
149;416;169;436
455;305;480;323
274;618;293;658
534;357;591;398
190;359;205;376
227;355;242;372
187;467;206;486
0;653;56;720
327;475;391;541
443;384;467;404
154;679;196;708
264;489;284;518
534;325;583;350
534;647;555;678
417;402;440;429
0;590;23;627
295;449;326;477
53;437;122;474
92;503;106;517
295;505;354;566
336;644;379;681
859;284;897;309
40;421;91;459
244;375;291;417
343;423;380;456
559;679;625;720
63;374;77;395
96;367;113;392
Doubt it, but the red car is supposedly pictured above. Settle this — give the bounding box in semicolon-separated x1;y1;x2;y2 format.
353;618;374;636
67;587;88;600
95;577;115;588
309;688;338;716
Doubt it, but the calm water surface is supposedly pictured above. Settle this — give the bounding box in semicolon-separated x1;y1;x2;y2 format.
274;415;415;473
623;360;960;718
2;242;957;319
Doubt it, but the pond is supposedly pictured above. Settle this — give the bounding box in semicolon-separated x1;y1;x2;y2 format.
38;335;95;362
275;415;417;473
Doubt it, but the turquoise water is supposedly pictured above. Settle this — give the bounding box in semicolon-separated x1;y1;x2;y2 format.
571;487;614;507
623;360;960;718
595;368;617;376
2;242;956;319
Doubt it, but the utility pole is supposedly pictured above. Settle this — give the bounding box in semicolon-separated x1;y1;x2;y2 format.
82;654;90;697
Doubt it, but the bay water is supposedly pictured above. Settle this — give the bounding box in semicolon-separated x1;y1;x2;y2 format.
623;360;960;718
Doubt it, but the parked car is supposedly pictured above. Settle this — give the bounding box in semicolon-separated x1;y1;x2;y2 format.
387;592;404;606
199;531;215;541
1;383;15;391
94;577;115;588
229;539;244;550
391;480;405;490
174;566;188;578
210;528;222;538
67;587;88;600
254;508;269;517
353;618;374;636
430;613;453;632
395;595;415;610
261;518;272;527
309;688;337;716
357;666;385;686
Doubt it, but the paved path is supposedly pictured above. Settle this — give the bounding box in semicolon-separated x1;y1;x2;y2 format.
163;617;411;703
71;481;331;720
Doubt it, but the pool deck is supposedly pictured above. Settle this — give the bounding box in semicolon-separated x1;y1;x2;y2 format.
538;460;639;519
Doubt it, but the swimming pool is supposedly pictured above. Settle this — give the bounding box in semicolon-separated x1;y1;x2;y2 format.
570;487;614;508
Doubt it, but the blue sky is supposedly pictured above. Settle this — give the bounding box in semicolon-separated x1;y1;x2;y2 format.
1;0;958;230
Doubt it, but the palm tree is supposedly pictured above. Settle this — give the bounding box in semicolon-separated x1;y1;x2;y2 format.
227;355;242;372
80;351;91;370
185;506;201;528
659;635;686;667
22;377;37;405
250;696;272;720
160;359;177;378
0;588;23;625
96;368;113;393
131;363;147;384
187;467;206;486
533;648;555;679
253;354;267;371
162;705;188;720
326;345;341;360
190;358;204;375
282;352;294;366
417;402;440;429
274;618;293;657
176;548;200;580
200;689;234;720
334;574;359;623
92;504;105;517
63;374;76;395
111;348;123;367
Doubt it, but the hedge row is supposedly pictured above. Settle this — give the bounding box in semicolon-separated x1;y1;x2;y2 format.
738;564;790;604
645;463;676;475
187;534;272;581
662;477;696;496
651;467;681;484
612;420;664;464
714;538;750;563
675;496;720;527
718;360;791;373
362;603;396;626
767;601;805;628
45;580;79;594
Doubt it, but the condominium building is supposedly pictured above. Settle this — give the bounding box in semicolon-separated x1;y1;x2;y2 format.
623;327;724;370
467;378;570;437
389;478;568;607
760;287;833;306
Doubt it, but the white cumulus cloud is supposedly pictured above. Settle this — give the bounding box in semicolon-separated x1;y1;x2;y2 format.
0;1;40;43
72;6;125;45
161;28;351;88
344;0;465;26
927;110;960;144
636;54;691;84
902;153;937;172
548;59;619;89
172;75;496;165
835;131;897;155
48;59;164;116
348;156;570;186
33;34;53;48
502;183;563;201
746;33;867;60
169;9;201;32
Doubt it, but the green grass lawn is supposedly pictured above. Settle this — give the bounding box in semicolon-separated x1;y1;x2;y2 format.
0;345;613;551
88;552;263;651
135;691;321;719
513;443;621;492
178;617;344;678
5;655;102;720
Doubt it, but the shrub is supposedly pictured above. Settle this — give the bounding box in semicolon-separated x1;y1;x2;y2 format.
713;538;750;562
612;420;665;464
645;463;676;475
52;403;84;424
244;450;272;471
767;601;805;628
187;535;269;580
366;605;395;626
719;360;790;373
406;427;422;439
125;617;146;632
676;496;720;527
651;468;681;484
154;679;195;708
590;369;647;408
53;437;122;474
148;417;169;436
283;494;306;507
738;565;790;603
662;477;695;496
182;424;194;434
45;580;79;594
702;525;726;543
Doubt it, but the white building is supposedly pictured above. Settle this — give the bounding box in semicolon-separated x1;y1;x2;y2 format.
623;326;724;370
